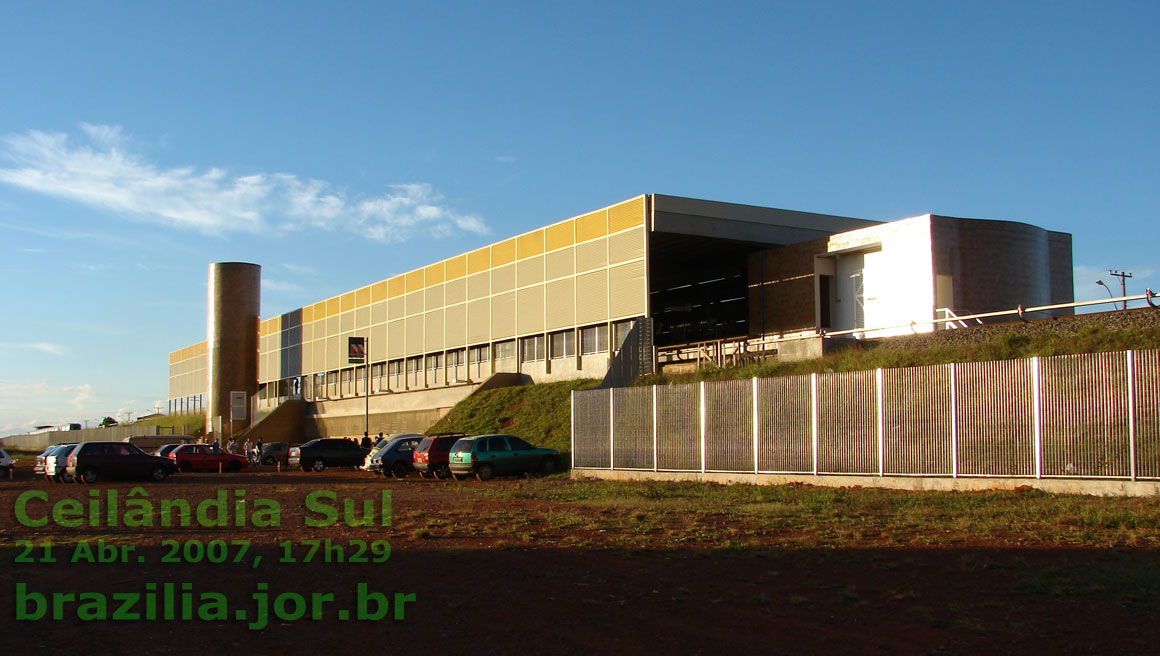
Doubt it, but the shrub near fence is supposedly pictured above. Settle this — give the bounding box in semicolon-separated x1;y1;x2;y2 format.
571;349;1160;481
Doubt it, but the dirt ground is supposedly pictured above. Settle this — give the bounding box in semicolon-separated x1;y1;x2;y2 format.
0;467;1156;655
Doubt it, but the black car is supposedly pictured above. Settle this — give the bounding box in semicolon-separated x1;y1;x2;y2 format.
288;439;369;472
259;442;290;466
66;442;178;484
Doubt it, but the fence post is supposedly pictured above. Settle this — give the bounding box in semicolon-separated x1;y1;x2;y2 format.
753;377;760;475
570;390;575;471
949;362;958;478
1032;356;1042;480
1128;350;1137;481
876;368;884;477
608;388;615;471
811;373;819;476
700;381;707;474
652;385;658;473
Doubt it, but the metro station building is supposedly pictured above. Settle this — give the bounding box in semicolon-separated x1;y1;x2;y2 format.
167;194;1072;438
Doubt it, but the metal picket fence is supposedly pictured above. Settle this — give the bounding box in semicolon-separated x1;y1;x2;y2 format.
571;349;1160;481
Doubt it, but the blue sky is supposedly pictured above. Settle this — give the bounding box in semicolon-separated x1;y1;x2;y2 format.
1;1;1157;435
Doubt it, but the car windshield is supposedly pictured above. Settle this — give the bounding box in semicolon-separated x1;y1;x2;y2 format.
450;439;474;453
416;438;434;452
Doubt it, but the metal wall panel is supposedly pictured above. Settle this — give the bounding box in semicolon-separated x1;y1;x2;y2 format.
608;260;646;319
608;228;645;265
1135;349;1160;479
757;376;813;473
1040;352;1130;477
656;384;700;471
516;256;544;287
705;380;754;472
424;309;444;351
405;315;423;354
575;238;608;273
955;359;1034;476
387;320;404;359
466;299;490;345
445;278;466;306
817;371;878;474
491;264;516;294
516;286;545;335
572;389;611;468
467;272;490;301
613;387;654;469
545;247;574;281
444;304;466;349
544;278;575;331
490;292;516;339
883;365;953;475
425;284;444;312
575;270;609;325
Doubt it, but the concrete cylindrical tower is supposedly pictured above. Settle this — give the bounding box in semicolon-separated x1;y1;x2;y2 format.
205;262;261;439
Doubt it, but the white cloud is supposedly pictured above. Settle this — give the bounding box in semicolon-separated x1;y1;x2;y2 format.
0;124;490;242
283;263;317;275
0;381;93;435
0;342;67;356
262;278;304;293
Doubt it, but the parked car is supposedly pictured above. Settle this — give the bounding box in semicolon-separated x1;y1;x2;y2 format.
363;434;425;478
155;444;184;458
289;438;369;472
44;443;78;482
66;442;178;484
448;435;561;481
413;433;466;479
33;446;53;477
0;447;13;478
168;443;249;472
259;442;290;466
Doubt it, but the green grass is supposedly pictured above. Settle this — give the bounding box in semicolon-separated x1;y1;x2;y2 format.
426;378;599;453
639;323;1160;386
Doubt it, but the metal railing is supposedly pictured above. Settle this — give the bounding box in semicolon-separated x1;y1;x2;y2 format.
572;348;1160;481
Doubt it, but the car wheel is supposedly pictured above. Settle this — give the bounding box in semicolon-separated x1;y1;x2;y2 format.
541;456;558;476
61;472;74;484
150;466;169;482
419;471;433;479
434;464;451;480
300;464;312;472
391;462;408;478
476;463;495;482
179;462;192;473
311;459;326;472
262;456;275;466
80;468;99;484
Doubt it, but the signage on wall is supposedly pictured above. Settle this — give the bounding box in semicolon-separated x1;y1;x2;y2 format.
348;336;366;364
229;391;247;421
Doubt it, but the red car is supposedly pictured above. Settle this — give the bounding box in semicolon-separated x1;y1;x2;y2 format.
413;433;465;479
168;444;249;472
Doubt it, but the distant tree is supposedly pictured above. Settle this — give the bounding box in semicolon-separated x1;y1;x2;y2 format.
99;416;118;427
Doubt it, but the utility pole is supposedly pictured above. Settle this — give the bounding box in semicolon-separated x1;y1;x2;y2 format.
1109;270;1133;310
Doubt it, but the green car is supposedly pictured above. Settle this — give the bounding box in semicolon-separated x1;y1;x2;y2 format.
448;435;561;481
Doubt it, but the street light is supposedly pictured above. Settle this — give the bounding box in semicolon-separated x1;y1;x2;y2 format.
1096;280;1118;310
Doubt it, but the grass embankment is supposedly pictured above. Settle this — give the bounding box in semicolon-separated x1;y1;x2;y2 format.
426;378;599;453
641;322;1160;385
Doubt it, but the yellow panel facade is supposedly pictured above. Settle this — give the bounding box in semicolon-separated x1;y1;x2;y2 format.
545;248;574;280
302;304;314;323
545;220;574;251
466;299;490;344
356;286;371;308
371;280;389;303
467;247;490;274
491;264;516;294
445;254;467;280
609;260;647;318
340;311;354;334
516;286;544;334
371;301;389;325
388;276;406;298
492;238;517;267
424;261;445;285
576;269;609;324
326;297;340;318
517;230;545;258
609;196;646;233
425;284;444;311
387;320;405;359
406;269;424;292
516;256;544;287
405;315;424;353
445;304;466;348
609;227;645;264
445;278;466;305
405;291;424;316
424;309;444;350
388;297;405;319
370;323;387;357
544;278;576;330
576;210;608;242
467;272;489;300
491;292;516;338
575;238;608;273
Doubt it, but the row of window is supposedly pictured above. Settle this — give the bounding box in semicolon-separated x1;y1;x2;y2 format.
261;320;637;401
